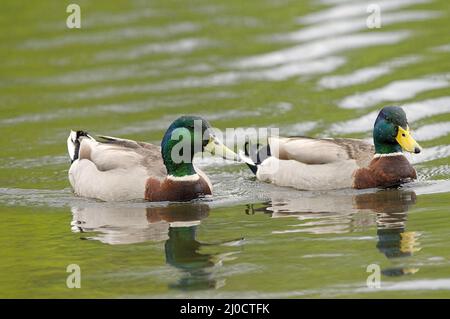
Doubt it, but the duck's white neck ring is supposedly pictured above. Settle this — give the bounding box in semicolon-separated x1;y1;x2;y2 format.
167;174;200;181
374;152;403;158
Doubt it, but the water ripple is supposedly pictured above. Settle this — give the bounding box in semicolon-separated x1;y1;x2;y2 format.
276;11;438;43
330;96;450;134
339;74;449;109
21;23;200;50
233;31;410;69
318;55;422;89
95;38;213;61
297;0;430;25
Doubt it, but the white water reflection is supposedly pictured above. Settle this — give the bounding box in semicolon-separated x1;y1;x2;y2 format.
432;43;450;52
297;0;430;25
108;103;287;136
409;179;450;195
330;96;450;134
0;95;204;127
155;56;345;86
21;23;200;50
355;279;450;293
339;74;449;109
83;8;158;28
234;31;410;68
62;56;345;101
37;8;159;32
318;55;421;89
37;63;162;86
280;121;318;136
96;38;213;61
410;144;450;164
276;11;438;43
414;121;450;141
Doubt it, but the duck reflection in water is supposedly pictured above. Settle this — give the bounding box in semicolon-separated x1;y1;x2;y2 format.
246;188;420;277
356;191;420;277
71;203;241;290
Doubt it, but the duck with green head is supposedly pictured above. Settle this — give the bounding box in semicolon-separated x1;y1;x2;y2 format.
239;106;421;190
67;115;237;201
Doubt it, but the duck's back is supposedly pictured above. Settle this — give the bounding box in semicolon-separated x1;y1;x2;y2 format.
68;134;167;201
268;136;374;167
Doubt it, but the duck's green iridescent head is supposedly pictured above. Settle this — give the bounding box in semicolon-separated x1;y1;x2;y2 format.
373;106;421;155
161;116;237;177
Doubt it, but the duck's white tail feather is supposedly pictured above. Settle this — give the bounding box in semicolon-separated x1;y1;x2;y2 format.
67;131;77;161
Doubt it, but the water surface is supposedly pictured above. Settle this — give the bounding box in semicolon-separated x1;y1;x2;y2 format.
1;0;450;298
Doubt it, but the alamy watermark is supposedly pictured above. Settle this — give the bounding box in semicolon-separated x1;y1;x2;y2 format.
366;264;381;288
66;4;81;29
366;4;381;29
168;120;279;169
66;264;81;288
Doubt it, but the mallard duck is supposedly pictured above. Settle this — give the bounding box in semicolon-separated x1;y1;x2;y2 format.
239;106;421;190
67;116;237;202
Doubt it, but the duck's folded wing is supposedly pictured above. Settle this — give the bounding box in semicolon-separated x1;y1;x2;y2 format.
268;136;374;166
78;135;166;177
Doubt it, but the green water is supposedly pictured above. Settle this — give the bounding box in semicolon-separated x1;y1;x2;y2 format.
1;0;450;298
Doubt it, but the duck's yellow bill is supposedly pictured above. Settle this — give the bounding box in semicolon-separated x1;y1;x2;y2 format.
396;126;421;154
204;136;239;161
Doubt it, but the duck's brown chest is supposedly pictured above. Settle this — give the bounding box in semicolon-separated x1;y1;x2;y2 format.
145;176;212;202
353;155;416;189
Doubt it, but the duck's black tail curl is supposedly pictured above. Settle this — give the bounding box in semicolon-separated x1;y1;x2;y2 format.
67;130;92;163
241;140;271;175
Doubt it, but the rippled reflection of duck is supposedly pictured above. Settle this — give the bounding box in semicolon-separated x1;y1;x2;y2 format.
247;188;420;276
71;203;210;244
71;203;241;289
165;226;226;290
240;106;422;190
369;192;421;277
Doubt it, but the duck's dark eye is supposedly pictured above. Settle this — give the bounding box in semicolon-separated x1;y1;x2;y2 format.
402;133;406;137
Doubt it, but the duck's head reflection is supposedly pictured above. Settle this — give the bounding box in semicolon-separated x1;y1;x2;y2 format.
355;191;419;256
357;191;421;277
248;188;420;277
71;203;235;290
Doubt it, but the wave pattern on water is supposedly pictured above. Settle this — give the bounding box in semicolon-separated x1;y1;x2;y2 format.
275;11;438;43
1;0;450;299
330;97;450;134
233;31;410;69
21;23;200;50
338;74;449;109
297;0;431;25
318;55;422;89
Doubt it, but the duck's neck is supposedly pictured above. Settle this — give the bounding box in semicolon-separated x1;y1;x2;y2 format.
162;152;197;177
373;118;403;156
161;140;197;178
374;142;402;156
167;163;197;178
